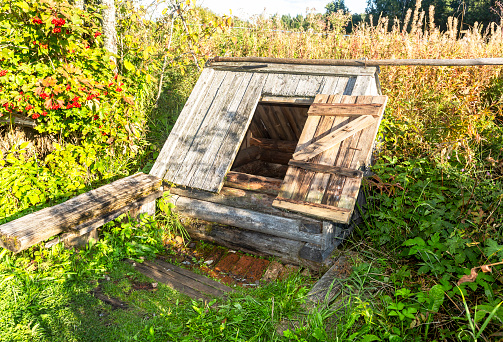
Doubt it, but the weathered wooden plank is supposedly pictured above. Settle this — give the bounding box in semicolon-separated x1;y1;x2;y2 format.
202;73;268;192
276;74;302;96
170;195;326;245
151;259;232;293
163;70;228;182
304;95;352;204
249;137;297;153
292;115;376;162
182;218;308;266
187;72;254;188
336;96;387;209
170;185;322;228
150;68;216;178
173;71;241;186
278;94;328;200
0;114;37;128
272;197;352;223
0;173;162;253
131;261;211;302
224;171;282;195
305;256;349;305
293;75;325;97
323;96;373;207
288;160;363;178
260;95;314;105
307;103;382;117
141;260;229;297
209;62;377;77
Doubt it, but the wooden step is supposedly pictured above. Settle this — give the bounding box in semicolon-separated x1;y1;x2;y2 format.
127;259;234;302
0;173;163;253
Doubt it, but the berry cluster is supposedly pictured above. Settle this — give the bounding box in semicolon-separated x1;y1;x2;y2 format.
53;27;62;33
51;17;65;26
32;17;43;24
94;31;102;38
0;70;7;77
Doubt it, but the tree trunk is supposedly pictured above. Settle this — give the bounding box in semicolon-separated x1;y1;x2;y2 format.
102;0;117;56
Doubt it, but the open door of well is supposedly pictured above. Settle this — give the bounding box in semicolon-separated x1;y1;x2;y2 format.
272;94;388;224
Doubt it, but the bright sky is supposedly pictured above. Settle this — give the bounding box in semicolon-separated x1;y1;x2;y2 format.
196;0;368;18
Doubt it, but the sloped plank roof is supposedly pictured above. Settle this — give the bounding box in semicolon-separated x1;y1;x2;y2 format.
150;62;379;193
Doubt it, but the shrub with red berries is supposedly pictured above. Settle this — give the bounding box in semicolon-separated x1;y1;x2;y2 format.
0;0;143;147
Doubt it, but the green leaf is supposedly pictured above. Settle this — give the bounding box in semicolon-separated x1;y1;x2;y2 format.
428;285;445;313
124;60;135;71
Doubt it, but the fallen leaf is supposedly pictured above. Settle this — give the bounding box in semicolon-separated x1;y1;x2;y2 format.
481;265;492;273
458;267;478;285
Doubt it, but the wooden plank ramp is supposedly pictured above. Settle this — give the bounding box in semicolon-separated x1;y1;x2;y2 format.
126;259;233;302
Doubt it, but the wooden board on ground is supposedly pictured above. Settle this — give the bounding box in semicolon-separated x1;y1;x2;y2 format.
0;173;162;253
305;256;351;306
126;259;233;302
273;94;387;224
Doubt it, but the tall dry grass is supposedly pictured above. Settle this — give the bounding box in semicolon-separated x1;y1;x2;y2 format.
205;2;503;164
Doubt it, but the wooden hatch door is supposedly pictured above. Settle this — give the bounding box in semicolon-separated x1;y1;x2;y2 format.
272;94;388;224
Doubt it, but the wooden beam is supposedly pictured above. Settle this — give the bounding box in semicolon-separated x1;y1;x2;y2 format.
170;195;326;246
249;137;297;154
224;171;282;195
288;160;363;178
0;173;162;253
273;197;352;224
260;149;292;165
0;114;37;128
292;115;376;162
208;61;377;77
170;185;323;232
210;56;503;67
307;103;382;117
232;146;261;168
260;95;314;105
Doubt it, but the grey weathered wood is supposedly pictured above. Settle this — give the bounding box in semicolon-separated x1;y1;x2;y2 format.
170;195;326;246
151;258;232;293
141;259;229;297
211;56;503;67
0;173;162;253
288;160;363;178
305;256;350;305
45;190;163;248
170;185;322;229
259;95;314;105
174;71;244;186
209;62;377;77
130;261;211;302
180;217;309;266
0;114;37;128
202;73;268;192
150;68;216;178
168;70;234;185
162;70;228;182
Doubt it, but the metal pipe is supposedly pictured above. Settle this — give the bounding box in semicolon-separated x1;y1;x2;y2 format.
210;56;503;67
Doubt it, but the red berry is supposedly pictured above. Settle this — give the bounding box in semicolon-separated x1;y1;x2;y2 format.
53;27;61;33
32;113;40;119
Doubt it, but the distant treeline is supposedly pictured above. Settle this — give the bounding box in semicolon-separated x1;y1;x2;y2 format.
277;0;503;32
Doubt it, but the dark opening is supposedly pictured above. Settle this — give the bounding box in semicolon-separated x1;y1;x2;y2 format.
230;101;310;180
